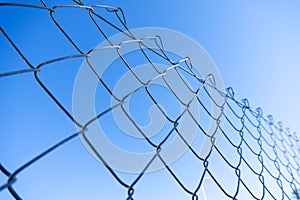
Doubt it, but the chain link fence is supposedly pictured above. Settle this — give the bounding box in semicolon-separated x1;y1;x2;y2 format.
1;1;300;199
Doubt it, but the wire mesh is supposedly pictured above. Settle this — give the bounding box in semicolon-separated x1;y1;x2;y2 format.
1;1;300;200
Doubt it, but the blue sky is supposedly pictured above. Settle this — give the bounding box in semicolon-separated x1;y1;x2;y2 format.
1;0;300;199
